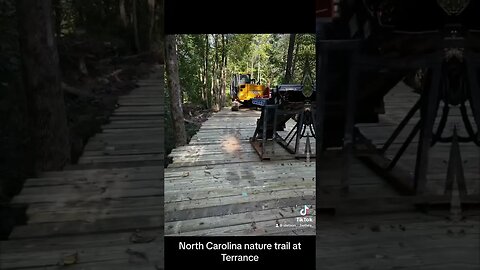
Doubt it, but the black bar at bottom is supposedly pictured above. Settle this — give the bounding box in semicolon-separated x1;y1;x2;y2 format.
165;236;315;269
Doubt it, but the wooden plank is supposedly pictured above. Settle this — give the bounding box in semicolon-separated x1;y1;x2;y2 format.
165;170;317;189
29;260;164;270
28;205;164;224
0;240;163;269
165;159;311;173
40;165;163;177
168;216;314;236
164;188;315;212
116;105;164;110
13;185;163;203
66;160;164;170
165;206;315;234
166;160;313;176
168;158;294;168
87;138;164;146
82;148;164;157
26;196;164;215
9;215;164;239
165;195;315;222
84;142;163;151
91;133;165;141
25;173;163;188
165;182;314;204
102;127;164;133
0;228;161;252
79;153;164;164
109;115;164;121
21;178;162;196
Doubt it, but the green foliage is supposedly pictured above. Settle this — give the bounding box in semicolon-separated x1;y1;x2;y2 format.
292;34;315;85
263;34;289;86
177;35;206;104
227;34;255;73
175;34;316;106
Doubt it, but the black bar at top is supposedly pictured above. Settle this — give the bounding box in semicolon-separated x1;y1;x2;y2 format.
165;0;316;34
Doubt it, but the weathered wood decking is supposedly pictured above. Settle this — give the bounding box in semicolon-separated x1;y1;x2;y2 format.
165;109;316;235
317;82;480;269
0;69;165;269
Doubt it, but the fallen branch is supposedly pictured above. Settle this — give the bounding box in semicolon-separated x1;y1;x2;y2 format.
97;52;152;65
121;52;151;60
184;119;197;124
62;82;94;98
108;69;123;82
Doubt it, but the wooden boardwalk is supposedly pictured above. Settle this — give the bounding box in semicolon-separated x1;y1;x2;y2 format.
165;109;316;236
1;71;477;269
0;68;165;269
317;82;480;269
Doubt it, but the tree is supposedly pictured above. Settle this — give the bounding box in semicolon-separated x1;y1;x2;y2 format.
173;34;314;109
148;0;156;47
17;0;71;172
204;34;210;107
152;0;165;64
165;35;187;146
132;0;141;52
220;34;227;107
119;0;128;28
212;34;220;111
52;0;62;37
284;34;296;83
291;40;300;80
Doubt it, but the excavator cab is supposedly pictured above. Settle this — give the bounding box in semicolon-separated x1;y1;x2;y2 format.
238;74;251;85
230;73;270;106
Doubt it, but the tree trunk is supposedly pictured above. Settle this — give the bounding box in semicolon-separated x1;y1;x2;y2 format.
220;34;227;108
132;0;141;52
52;0;62;37
72;0;85;28
199;45;205;102
156;0;165;64
119;0;128;28
212;34;220;111
165;35;187;146
17;0;71;173
284;33;296;83
148;0;156;47
291;37;300;81
204;34;210;108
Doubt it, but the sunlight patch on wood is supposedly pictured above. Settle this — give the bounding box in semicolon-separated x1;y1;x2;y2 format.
221;135;242;154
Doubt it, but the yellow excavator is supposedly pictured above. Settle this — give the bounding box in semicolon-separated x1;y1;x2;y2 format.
230;73;270;110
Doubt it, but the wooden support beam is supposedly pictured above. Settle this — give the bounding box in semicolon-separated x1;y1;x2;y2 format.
414;63;442;195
